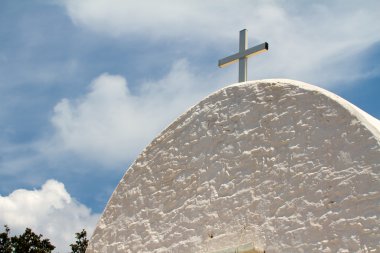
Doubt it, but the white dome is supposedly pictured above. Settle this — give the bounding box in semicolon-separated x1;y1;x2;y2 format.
87;79;380;253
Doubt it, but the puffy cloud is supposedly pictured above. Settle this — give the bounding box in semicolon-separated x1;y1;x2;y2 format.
45;59;226;166
57;0;380;85
59;0;235;39
37;1;380;167
0;180;100;252
36;1;380;164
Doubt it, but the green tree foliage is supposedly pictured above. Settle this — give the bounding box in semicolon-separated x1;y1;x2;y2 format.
70;229;88;253
0;225;89;253
0;225;55;253
0;225;12;253
11;228;55;253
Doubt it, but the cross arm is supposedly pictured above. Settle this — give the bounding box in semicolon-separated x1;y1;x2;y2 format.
218;42;269;68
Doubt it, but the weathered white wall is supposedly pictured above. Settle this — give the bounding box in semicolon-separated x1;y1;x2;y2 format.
87;79;380;253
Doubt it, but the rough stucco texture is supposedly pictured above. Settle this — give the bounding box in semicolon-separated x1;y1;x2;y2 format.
87;79;380;253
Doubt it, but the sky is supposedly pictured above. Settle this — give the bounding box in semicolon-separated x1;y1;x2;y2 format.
0;0;380;251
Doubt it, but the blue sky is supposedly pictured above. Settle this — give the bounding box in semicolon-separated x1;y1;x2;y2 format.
0;0;380;251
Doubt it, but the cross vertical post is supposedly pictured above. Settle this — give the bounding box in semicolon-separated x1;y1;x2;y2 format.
218;29;269;83
239;29;248;82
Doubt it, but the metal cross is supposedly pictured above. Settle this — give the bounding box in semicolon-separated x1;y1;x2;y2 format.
218;29;268;82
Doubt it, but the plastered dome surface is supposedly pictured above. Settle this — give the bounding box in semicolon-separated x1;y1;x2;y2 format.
87;79;380;253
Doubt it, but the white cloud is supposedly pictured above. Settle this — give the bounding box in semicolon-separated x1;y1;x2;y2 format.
0;179;100;253
45;59;228;166
40;1;380;167
57;0;380;85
